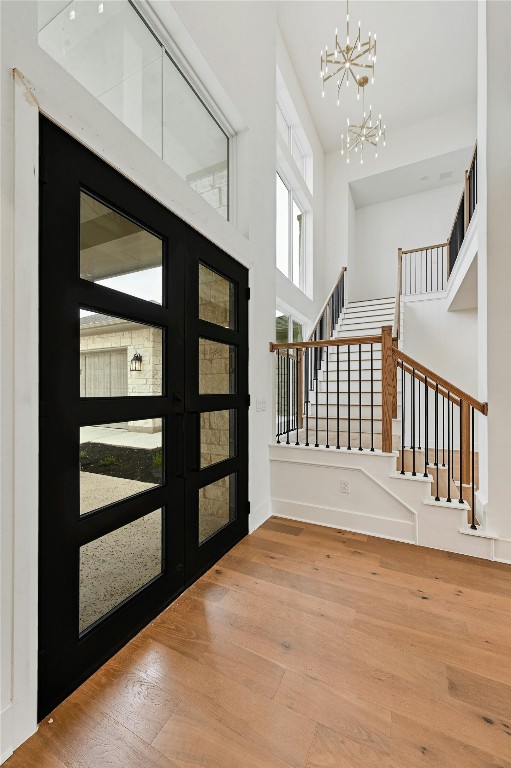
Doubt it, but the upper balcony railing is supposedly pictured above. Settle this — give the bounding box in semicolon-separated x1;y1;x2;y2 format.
393;145;477;339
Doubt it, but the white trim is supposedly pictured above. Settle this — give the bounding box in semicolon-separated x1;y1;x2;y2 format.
445;207;478;310
271;503;416;543
0;704;13;764
270;456;417;521
8;70;40;757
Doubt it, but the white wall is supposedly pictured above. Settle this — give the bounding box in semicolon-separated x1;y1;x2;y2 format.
324;103;477;294
275;26;326;331
351;183;462;302
482;0;511;555
0;0;290;759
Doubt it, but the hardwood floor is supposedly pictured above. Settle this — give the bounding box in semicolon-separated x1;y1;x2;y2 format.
7;518;511;767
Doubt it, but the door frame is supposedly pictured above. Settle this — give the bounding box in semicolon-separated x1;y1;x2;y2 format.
38;116;249;719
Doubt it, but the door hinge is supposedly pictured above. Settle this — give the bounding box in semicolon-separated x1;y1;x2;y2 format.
247;394;251;407
246;286;251;300
247;501;251;516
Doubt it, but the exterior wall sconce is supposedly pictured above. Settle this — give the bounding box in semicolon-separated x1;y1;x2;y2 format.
130;352;142;372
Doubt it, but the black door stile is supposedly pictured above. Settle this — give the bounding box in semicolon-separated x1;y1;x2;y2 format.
38;117;248;719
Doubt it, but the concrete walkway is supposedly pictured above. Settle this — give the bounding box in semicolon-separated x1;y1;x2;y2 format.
80;426;162;449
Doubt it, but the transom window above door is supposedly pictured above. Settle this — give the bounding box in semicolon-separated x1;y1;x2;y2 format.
38;0;231;219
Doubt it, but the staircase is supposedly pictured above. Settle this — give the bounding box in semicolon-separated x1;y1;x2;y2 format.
303;297;400;450
270;273;490;560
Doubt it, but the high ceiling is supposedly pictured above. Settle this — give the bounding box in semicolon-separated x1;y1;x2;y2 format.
277;1;477;154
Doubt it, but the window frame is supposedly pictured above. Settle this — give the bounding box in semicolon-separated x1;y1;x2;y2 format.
276;171;306;291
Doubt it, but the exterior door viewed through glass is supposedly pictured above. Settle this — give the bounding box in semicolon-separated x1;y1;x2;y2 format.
38;117;248;719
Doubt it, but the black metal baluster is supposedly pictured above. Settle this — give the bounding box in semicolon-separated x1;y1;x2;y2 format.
435;383;440;500
414;254;417;294
305;349;310;447
400;363;405;474
418;374;421;449
358;343;363;450
424;376;429;477
459;400;464;503
412;369;416;475
471;406;476;529
347;344;351;450
409;253;412;294
436;246;439;291
276;352;281;443
336;345;340;449
325;345;330;448
430;248;433;292
442;395;445;466
286;350;290;445
295;351;300;446
315;349;319;448
370;343;374;451
446;392;451;502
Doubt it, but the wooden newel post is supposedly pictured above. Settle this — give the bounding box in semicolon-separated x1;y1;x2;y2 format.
381;325;394;453
461;398;471;484
297;349;304;429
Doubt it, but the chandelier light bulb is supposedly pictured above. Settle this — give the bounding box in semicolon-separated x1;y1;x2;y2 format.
70;8;75;19
98;2;103;12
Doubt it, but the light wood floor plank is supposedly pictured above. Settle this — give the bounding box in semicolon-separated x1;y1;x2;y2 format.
7;516;511;768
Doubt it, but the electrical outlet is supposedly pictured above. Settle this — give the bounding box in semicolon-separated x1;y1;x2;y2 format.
256;398;266;412
340;480;350;494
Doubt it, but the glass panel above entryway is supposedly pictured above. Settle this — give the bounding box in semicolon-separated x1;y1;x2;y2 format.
38;0;230;219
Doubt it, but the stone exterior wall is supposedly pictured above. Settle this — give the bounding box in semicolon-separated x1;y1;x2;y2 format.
200;410;233;468
187;162;228;220
198;473;234;544
199;338;233;395
80;319;162;433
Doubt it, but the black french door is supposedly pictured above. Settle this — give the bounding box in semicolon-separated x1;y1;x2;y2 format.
38;116;248;719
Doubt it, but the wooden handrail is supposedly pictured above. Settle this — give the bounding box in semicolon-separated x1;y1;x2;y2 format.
393;347;487;415
401;242;449;256
270;334;382;352
308;266;347;341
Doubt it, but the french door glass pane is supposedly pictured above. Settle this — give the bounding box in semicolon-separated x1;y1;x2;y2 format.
200;410;237;469
276;174;289;277
199;338;236;394
80;419;163;515
199;473;236;545
80;192;163;304
199;263;236;329
292;199;304;288
80;310;163;396
79;508;163;633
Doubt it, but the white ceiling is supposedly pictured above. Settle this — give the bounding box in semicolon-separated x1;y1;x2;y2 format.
277;1;478;154
350;146;472;208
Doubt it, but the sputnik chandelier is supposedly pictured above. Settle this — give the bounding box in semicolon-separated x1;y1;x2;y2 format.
320;0;376;104
341;77;385;164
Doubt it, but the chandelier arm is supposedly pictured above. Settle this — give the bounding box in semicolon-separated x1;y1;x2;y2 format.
349;45;373;65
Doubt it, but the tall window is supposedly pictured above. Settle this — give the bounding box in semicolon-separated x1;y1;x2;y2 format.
276;173;305;289
275;310;303;343
277;101;306;180
38;0;230;219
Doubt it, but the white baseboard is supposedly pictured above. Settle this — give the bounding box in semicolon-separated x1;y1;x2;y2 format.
271;498;416;543
248;498;271;534
1;704;13;765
